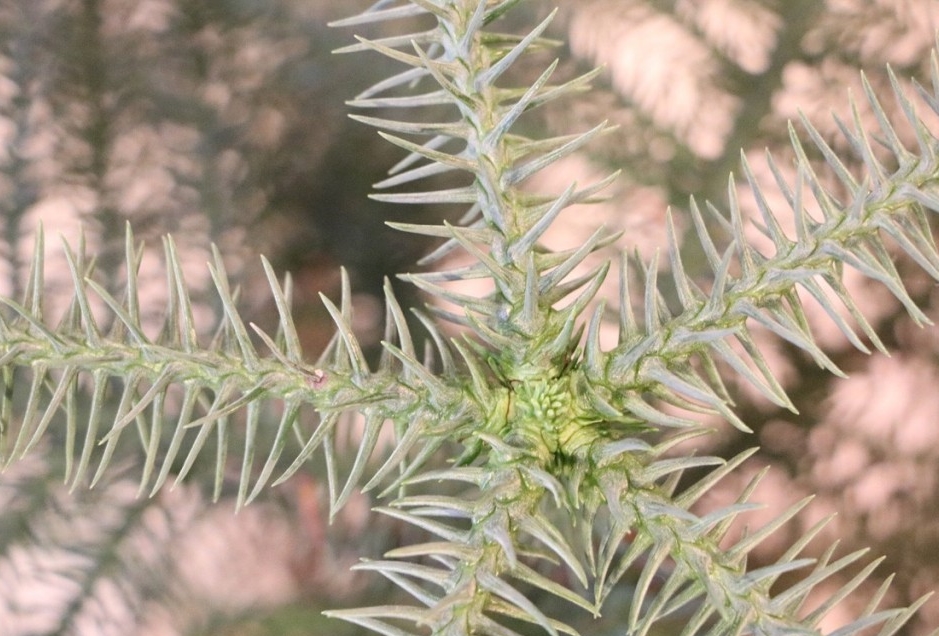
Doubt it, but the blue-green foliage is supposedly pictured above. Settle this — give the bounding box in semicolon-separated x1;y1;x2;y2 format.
1;1;939;634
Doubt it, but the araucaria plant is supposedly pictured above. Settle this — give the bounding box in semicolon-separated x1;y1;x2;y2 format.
3;1;939;634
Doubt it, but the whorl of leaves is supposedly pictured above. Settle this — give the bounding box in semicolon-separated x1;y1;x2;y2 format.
2;0;939;634
325;1;939;634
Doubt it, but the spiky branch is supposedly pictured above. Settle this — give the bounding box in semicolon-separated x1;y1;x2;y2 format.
2;0;939;634
0;226;468;509
325;1;939;635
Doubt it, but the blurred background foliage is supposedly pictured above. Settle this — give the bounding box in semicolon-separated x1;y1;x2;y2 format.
1;0;938;634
